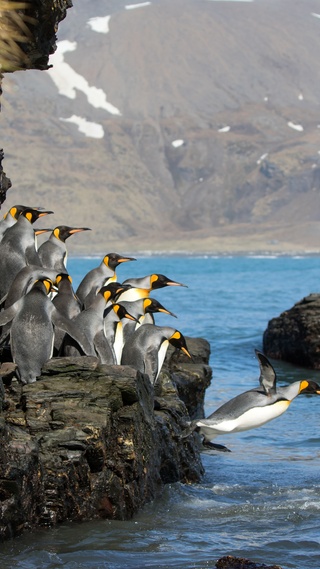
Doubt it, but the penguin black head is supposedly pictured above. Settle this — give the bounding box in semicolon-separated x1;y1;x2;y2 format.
4;205;29;221
22;208;54;223
112;304;140;322
169;330;192;358
99;282;131;301
143;298;177;318
33;277;57;295
56;273;73;286
103;253;136;270
150;274;187;290
53;226;91;242
299;380;320;395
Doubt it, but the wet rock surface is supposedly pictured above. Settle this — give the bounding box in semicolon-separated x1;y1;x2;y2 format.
0;337;211;541
263;293;320;368
215;556;282;569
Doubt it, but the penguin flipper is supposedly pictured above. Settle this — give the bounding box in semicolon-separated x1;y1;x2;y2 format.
0;298;23;326
201;441;231;453
93;330;115;364
51;308;95;357
255;349;276;395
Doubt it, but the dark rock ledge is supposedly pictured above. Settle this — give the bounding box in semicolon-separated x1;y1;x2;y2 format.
0;337;211;541
263;293;320;368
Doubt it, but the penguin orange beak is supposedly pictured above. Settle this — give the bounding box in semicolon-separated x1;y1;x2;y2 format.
34;228;53;235
166;280;188;288
38;210;54;217
69;228;91;234
159;308;177;318
117;257;136;263
181;347;192;358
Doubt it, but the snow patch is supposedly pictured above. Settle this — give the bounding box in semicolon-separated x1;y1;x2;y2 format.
46;41;121;116
257;153;268;165
87;16;111;34
172;139;184;148
218;126;230;133
60;115;104;139
125;2;151;9
298;93;304;100
311;13;320;19
287;121;304;132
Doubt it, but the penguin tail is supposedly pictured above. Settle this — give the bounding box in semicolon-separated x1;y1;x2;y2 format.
180;420;199;439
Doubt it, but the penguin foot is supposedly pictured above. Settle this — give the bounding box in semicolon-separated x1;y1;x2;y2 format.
201;440;231;453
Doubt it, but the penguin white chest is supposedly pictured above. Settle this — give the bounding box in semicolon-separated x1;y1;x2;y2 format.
217;400;291;434
155;339;169;382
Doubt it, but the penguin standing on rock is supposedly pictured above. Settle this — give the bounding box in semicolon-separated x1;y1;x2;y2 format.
121;324;191;384
119;297;177;344
63;282;129;363
0;205;31;241
182;350;320;452
38;225;91;272
76;253;136;309
0;277;94;384
0;207;53;299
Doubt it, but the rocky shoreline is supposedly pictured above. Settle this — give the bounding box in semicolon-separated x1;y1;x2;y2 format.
263;293;320;369
0;337;211;541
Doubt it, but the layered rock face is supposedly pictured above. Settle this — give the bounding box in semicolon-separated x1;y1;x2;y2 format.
0;337;211;541
263;294;320;368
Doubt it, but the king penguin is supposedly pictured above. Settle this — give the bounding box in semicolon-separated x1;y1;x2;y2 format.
76;253;136;309
38;225;91;272
0;207;53;300
52;273;82;354
103;303;139;364
117;274;187;302
121;324;191;384
0;277;94;384
183;350;320;452
63;282;128;363
0;204;43;241
119;297;177;345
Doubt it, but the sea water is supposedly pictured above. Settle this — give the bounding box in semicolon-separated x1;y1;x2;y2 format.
1;255;320;569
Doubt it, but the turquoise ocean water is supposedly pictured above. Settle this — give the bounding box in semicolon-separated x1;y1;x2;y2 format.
1;255;320;569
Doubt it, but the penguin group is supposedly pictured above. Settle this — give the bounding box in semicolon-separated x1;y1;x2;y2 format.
0;204;191;385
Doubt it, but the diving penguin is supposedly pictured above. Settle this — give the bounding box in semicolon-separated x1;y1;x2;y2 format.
76;253;136;309
38;225;91;272
182;350;320;452
0;277;94;384
117;274;187;302
121;324;191;384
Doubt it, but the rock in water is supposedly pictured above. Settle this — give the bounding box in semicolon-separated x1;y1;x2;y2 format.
263;293;320;368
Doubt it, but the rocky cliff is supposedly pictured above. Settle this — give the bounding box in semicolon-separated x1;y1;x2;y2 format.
0;337;211;541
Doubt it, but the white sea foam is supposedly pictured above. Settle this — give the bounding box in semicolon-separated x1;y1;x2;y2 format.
46;41;121;116
87;15;111;34
60;115;104;139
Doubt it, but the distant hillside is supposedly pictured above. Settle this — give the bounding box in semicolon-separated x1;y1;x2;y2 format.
1;0;320;254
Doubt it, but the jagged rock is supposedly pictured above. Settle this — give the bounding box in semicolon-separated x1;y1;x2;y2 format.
216;556;282;569
263;293;320;368
0;149;12;206
0;337;209;541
